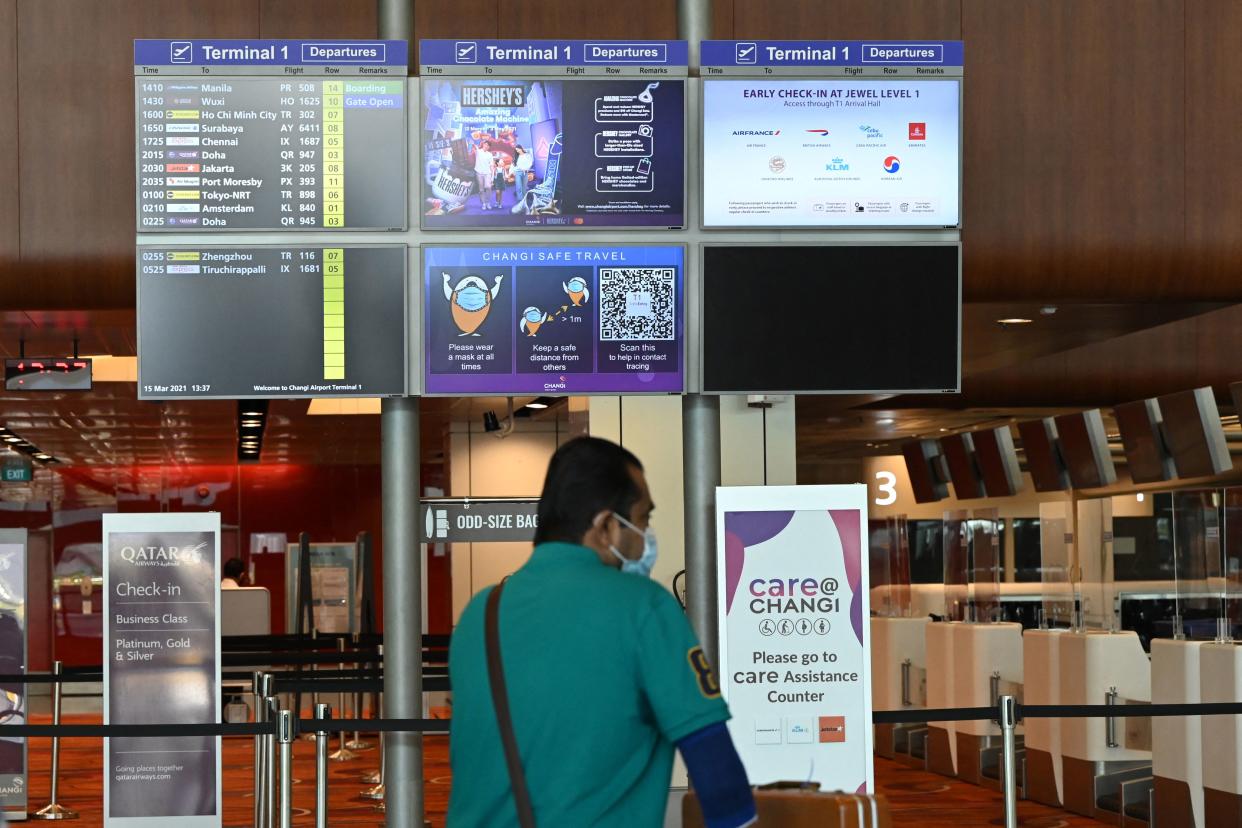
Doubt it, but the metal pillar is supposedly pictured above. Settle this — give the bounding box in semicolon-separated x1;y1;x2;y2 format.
677;0;712;73
676;0;719;668
380;395;423;826
682;395;721;666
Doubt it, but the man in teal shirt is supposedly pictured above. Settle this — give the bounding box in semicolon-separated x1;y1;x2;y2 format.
449;437;756;827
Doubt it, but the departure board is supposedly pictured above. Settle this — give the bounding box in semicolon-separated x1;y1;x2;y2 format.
138;245;407;399
134;40;408;231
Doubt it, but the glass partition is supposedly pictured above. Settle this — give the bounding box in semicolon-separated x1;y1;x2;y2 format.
969;508;1002;622
1223;489;1242;640
1171;489;1225;641
1077;498;1116;631
1038;501;1074;629
869;516;912;618
943;510;969;622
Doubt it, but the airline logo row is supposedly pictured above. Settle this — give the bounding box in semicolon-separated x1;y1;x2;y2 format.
134;40;963;69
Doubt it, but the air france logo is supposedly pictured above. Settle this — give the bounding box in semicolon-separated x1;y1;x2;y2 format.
749;576;841;615
883;155;901;174
734;130;780;136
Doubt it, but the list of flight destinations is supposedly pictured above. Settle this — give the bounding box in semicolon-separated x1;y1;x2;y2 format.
138;246;406;399
134;40;408;231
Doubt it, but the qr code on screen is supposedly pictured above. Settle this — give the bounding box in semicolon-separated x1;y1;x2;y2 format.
598;267;676;341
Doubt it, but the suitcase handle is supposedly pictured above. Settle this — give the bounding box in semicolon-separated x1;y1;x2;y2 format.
756;780;822;792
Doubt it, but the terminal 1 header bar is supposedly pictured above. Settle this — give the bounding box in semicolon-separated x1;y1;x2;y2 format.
420;39;688;76
701;40;963;73
134;39;409;73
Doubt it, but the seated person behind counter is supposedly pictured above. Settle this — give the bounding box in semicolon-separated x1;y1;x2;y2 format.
221;557;246;589
449;437;757;828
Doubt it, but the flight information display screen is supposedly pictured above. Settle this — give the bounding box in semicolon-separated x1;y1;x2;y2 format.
138;245;406;399
421;78;684;228
134;40;408;231
702;78;960;227
423;245;684;395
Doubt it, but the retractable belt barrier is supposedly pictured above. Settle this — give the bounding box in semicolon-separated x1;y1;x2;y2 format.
870;700;1242;724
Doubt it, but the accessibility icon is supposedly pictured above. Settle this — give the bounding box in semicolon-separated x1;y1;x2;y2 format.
759;619;776;637
814;618;831;635
778;619;795;637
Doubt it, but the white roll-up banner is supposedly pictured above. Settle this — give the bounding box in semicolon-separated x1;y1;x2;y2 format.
0;528;27;820
103;513;222;827
716;485;874;793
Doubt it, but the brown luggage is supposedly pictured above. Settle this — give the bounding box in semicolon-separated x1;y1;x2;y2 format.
683;781;893;827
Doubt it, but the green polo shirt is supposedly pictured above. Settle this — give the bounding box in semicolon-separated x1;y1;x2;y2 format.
448;542;729;827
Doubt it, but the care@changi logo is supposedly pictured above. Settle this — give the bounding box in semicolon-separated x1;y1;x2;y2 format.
748;576;841;615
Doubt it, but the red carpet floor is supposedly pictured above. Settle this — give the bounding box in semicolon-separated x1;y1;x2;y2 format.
28;716;1109;826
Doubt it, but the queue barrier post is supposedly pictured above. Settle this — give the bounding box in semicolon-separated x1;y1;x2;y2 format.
31;661;78;821
278;709;295;828
264;694;280;828
999;695;1018;828
346;632;371;751
361;644;383;784
314;703;330;828
328;639;357;762
252;671;273;828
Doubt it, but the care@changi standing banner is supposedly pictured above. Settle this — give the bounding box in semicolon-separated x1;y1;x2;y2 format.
103;513;221;827
716;485;873;792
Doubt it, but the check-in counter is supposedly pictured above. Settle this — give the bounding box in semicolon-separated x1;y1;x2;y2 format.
1151;638;1203;828
925;621;957;776
1200;643;1242;826
1059;630;1152;819
952;622;1023;784
870;616;928;760
1024;628;1065;806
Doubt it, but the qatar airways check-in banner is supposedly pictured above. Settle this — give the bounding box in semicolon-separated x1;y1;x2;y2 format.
103;513;221;827
716;485;873;793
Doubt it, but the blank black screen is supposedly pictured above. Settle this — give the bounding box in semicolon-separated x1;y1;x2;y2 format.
702;245;959;393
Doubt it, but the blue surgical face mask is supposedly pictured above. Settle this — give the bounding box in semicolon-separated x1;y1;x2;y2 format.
610;512;657;578
455;285;488;312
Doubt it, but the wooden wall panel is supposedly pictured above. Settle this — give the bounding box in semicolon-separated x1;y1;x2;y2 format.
14;0;258;310
259;0;376;38
1185;1;1242;292
733;0;960;40
501;0;676;39
0;0;17;281
712;0;734;40
415;0;497;65
961;0;1186;301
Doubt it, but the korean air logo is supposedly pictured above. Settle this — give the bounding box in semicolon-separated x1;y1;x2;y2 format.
883;155;901;174
454;41;478;64
425;508;450;539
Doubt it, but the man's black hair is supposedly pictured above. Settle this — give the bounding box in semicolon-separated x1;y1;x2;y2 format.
223;557;246;580
534;437;643;545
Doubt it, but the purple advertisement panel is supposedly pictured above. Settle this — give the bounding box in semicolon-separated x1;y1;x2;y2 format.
103;514;221;828
424;245;684;395
421;79;684;228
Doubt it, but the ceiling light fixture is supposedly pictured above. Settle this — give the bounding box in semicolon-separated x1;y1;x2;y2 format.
876;418;895;426
996;317;1033;325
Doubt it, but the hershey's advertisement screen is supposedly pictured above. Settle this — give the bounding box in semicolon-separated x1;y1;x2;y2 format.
702;245;959;393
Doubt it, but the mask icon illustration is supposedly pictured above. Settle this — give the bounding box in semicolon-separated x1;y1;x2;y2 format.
443;272;503;336
520;307;550;337
563;276;590;306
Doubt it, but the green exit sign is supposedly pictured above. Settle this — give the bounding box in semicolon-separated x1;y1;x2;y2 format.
1;462;32;483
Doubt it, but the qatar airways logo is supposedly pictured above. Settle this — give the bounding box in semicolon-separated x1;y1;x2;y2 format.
748;576;841;615
119;542;207;566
